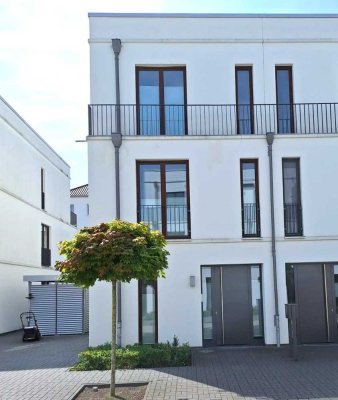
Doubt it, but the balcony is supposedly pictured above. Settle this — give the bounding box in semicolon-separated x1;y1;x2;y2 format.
138;204;189;238
88;103;338;137
284;203;303;236
41;248;51;267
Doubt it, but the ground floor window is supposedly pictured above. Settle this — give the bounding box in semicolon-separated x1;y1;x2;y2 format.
138;280;158;344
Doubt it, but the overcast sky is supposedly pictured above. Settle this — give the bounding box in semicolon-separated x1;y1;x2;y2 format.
1;0;338;187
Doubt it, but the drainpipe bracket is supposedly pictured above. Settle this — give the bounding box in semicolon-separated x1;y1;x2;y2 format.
111;132;122;148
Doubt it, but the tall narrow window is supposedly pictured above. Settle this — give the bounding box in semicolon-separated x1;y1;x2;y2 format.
282;159;302;236
136;67;186;136
137;161;190;238
41;168;45;210
276;66;294;133
235;66;254;134
240;160;260;237
41;224;51;266
139;281;158;344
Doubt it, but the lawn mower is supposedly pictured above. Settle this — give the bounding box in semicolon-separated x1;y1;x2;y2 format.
20;312;41;342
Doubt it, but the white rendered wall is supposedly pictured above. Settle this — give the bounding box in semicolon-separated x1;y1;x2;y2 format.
0;97;76;333
88;134;338;346
88;15;338;347
71;196;90;229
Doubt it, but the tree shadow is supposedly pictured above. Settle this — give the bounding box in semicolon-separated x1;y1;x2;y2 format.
153;344;338;399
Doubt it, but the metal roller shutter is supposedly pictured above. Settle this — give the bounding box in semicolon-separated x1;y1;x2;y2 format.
30;283;57;335
56;284;84;334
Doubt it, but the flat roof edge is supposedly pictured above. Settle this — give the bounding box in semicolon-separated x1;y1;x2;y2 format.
0;96;71;169
88;12;338;18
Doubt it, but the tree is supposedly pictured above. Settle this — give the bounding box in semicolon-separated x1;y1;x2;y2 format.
55;220;169;398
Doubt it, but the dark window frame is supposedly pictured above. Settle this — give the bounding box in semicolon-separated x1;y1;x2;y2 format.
138;280;158;344
41;224;51;267
240;159;261;237
135;66;188;136
136;160;191;239
275;66;294;134
282;158;303;237
235;66;254;135
41;168;45;210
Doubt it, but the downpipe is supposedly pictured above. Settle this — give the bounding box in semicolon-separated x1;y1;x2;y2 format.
112;38;122;347
266;132;281;347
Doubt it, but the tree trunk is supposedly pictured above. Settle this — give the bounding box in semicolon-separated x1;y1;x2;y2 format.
110;280;117;398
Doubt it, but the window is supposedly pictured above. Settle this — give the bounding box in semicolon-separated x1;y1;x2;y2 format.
70;204;74;213
235;66;254;134
86;204;89;215
41;224;51;266
136;67;187;136
137;161;190;238
282;159;303;236
276;66;294;133
240;160;260;237
41;168;45;210
138;281;158;344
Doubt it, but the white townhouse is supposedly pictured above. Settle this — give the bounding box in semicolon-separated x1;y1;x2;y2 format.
70;184;90;229
87;13;338;348
0;97;76;334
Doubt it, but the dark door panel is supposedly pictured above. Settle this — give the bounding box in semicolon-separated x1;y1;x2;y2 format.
295;264;328;343
222;266;253;345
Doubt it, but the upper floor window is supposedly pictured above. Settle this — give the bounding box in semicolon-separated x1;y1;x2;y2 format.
235;66;254;135
41;224;51;267
41;168;45;210
276;66;294;133
282;158;303;236
137;161;190;238
136;67;187;136
240;160;261;237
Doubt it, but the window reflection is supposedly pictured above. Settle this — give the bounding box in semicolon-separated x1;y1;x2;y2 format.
139;164;162;232
251;265;263;338
202;268;213;340
166;164;188;236
137;68;186;136
241;161;259;236
236;67;254;134
276;67;293;133
141;281;156;344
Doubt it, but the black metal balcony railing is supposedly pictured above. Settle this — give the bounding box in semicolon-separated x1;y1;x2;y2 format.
243;203;260;236
88;103;338;136
41;248;51;267
284;203;303;236
138;204;188;237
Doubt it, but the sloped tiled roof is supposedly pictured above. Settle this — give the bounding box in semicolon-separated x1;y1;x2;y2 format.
70;184;88;198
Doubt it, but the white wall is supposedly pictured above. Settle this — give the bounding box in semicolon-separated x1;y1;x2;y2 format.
0;97;76;333
71;196;89;229
87;15;338;347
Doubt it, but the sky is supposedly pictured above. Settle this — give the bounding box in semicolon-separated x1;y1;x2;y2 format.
1;0;338;187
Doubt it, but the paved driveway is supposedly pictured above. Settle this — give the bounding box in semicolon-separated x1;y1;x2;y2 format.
2;331;338;399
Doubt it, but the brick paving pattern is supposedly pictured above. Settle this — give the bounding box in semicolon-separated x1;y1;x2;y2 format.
1;331;338;399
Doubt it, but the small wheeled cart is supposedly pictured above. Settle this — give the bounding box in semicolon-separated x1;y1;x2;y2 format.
20;312;41;342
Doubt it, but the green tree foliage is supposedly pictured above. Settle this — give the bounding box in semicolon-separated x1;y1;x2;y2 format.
55;220;169;398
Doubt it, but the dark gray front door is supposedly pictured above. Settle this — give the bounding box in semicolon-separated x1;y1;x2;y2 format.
291;263;337;344
201;265;264;346
222;266;252;345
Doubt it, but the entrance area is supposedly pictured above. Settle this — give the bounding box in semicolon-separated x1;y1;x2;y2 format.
201;264;264;346
286;263;338;344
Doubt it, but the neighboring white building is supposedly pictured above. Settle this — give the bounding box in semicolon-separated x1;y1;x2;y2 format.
70;184;89;229
87;13;338;347
0;97;76;334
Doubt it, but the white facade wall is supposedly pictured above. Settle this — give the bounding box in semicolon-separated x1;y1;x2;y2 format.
71;196;90;229
88;14;338;347
0;97;76;334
